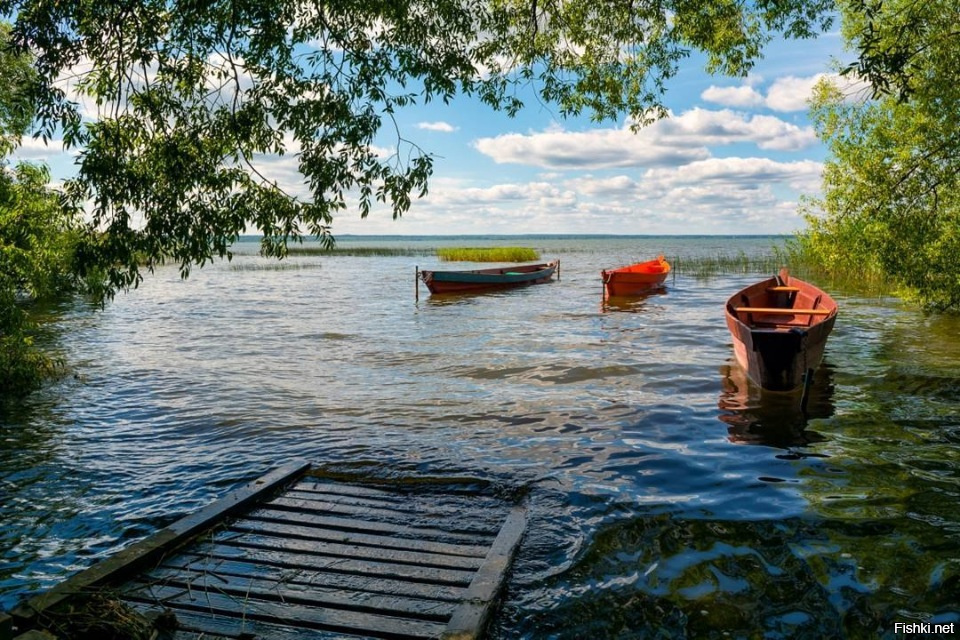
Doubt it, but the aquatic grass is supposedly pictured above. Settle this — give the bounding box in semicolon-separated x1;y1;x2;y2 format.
285;247;433;257
436;247;540;262
771;241;894;299
228;262;324;271
670;251;781;278
670;246;894;299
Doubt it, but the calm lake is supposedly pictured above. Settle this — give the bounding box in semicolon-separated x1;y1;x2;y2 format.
2;235;959;638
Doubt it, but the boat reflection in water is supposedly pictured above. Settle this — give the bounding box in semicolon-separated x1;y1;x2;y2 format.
600;286;667;313
718;358;836;447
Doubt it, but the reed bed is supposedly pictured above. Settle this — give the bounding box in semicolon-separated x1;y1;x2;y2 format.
669;252;781;278
436;247;540;262
285;247;433;257
670;249;893;298
228;261;324;271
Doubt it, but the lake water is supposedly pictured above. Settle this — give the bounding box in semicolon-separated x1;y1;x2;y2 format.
2;235;959;638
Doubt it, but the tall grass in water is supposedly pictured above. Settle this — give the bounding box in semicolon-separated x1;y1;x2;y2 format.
771;239;893;299
436;247;540;262
671;244;893;299
670;252;780;278
286;247;433;257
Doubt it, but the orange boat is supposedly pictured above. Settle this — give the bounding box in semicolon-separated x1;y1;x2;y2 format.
601;255;671;297
725;268;838;391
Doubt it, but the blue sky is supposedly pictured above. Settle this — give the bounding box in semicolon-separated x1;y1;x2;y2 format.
12;28;860;236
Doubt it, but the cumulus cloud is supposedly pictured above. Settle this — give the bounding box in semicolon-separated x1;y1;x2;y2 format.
416;121;458;133
764;74;831;112
10;136;75;163
704;73;874;113
701;73;872;113
473;127;708;170
641;157;823;192
700;85;764;108
473;108;817;169
653;108;817;151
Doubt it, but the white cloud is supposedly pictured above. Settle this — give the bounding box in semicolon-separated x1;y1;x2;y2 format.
703;73;875;114
473;108;817;169
473;126;708;170
641;157;823;192
701;85;764;108
765;73;872;112
11;136;76;163
653;108;817;151
765;74;831;112
416;121;458;133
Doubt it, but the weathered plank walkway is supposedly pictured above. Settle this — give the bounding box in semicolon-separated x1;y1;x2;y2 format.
2;462;528;640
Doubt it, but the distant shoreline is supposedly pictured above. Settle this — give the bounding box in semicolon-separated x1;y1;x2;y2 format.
234;233;790;242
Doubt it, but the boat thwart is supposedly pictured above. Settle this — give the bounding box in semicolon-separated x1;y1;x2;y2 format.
725;268;838;391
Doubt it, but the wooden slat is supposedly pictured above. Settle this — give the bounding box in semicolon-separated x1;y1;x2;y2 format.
767;286;800;292
195;543;477;586
443;503;528;640
265;496;502;535
735;307;831;315
247;507;495;545
284;488;505;522
10;461;311;624
211;530;486;571
228;518;490;558
124;570;455;620
123;584;447;640
156;556;466;602
126;602;332;640
291;482;505;509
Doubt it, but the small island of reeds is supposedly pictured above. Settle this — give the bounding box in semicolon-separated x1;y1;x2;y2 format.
436;247;540;262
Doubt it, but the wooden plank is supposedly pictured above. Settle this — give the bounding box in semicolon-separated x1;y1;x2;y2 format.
122;583;447;640
10;461;311;624
290;483;505;511
126;604;334;640
124;570;456;620
247;507;495;545
227;518;490;558
767;286;800;292
193;543;478;586
211;530;486;570
735;307;831;315
154;556;466;601
266;497;502;535
442;503;528;640
284;488;505;522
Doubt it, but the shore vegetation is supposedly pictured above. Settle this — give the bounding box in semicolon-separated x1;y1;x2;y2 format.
795;0;960;312
436;247;540;262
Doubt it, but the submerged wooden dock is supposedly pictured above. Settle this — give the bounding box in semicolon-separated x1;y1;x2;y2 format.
2;462;528;640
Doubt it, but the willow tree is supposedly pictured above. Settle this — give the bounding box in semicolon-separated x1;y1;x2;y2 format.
801;0;960;311
2;0;832;295
2;22;83;394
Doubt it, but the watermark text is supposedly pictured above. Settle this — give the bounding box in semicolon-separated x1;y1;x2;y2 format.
894;622;956;636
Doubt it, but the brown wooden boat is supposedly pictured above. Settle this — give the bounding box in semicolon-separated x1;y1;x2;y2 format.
419;260;558;294
601;255;670;297
725;268;838;391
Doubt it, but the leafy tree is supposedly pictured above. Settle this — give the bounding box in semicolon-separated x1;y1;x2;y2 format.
2;22;82;394
0;162;82;394
0;0;832;295
799;0;960;311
